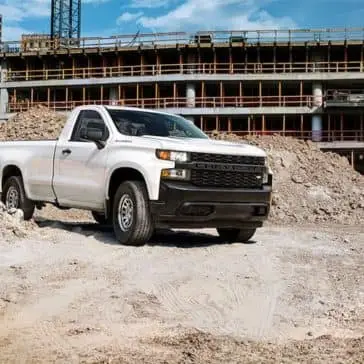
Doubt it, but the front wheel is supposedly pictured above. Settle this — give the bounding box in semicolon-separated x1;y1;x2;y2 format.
217;228;256;243
112;180;154;246
1;176;35;220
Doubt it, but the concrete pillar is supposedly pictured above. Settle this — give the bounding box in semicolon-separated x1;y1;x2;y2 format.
186;83;196;107
311;115;323;142
0;60;9;118
312;82;323;107
109;87;118;105
311;82;323;142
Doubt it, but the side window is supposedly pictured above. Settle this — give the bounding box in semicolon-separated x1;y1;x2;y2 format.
70;110;109;142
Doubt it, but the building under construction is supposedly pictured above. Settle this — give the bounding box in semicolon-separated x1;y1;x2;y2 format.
0;28;364;172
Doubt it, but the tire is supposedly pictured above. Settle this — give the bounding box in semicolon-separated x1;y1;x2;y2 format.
91;211;109;225
1;176;35;220
217;228;256;243
112;180;154;246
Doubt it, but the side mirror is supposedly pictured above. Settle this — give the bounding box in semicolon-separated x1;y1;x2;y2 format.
80;128;106;149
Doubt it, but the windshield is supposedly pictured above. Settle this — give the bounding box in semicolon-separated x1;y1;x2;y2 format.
106;108;208;139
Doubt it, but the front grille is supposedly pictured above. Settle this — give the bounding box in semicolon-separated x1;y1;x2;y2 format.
191;152;265;166
189;152;265;189
191;170;263;189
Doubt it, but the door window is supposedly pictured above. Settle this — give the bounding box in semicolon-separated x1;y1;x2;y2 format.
70;110;109;142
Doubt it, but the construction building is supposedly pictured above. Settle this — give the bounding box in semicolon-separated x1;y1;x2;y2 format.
0;28;363;172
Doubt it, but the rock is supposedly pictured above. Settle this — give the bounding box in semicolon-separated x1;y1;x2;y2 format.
13;209;24;222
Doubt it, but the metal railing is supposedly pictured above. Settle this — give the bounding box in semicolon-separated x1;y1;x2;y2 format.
6;95;314;113
1;27;364;53
4;61;364;82
325;88;364;106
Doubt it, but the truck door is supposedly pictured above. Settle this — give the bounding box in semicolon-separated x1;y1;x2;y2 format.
52;109;110;210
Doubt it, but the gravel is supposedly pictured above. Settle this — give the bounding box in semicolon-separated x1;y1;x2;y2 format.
0;224;363;363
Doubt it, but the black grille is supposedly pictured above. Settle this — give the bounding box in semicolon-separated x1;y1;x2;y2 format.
191;152;265;166
191;170;263;189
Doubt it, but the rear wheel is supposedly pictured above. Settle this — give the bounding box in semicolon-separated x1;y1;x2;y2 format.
217;228;256;243
112;180;154;246
2;176;35;220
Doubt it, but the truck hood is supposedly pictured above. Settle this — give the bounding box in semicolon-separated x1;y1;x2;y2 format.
139;136;267;157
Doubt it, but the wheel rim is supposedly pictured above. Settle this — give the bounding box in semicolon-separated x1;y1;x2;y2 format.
118;194;134;231
6;186;19;209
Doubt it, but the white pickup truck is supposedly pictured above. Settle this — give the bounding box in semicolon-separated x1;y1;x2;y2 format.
0;105;272;245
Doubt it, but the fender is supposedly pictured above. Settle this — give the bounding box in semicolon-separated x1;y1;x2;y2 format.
105;162;156;201
0;163;32;200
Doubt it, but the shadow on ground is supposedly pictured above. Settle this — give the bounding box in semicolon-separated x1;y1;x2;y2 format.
34;218;258;248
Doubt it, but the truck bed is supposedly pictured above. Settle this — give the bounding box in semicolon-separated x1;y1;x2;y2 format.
0;140;58;202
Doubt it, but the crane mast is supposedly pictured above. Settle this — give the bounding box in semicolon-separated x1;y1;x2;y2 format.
51;0;81;41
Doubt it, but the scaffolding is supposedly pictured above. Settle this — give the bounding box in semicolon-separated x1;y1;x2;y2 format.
2;27;364;53
1;27;364;147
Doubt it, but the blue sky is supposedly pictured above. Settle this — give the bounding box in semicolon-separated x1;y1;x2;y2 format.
0;0;363;41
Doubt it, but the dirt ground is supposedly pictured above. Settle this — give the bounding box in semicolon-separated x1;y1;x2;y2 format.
0;210;363;363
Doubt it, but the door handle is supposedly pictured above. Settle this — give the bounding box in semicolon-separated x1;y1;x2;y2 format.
62;149;72;155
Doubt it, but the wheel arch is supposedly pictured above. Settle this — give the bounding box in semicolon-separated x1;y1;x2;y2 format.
105;166;151;218
1;165;23;194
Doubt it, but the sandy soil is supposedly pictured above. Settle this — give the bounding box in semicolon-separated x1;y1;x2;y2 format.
0;218;363;363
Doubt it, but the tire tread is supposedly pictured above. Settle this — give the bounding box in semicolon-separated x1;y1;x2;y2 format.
112;180;153;246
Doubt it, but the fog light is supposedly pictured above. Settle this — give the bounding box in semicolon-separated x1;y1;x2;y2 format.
161;168;190;180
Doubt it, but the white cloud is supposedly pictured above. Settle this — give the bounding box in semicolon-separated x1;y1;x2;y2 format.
130;0;172;8
136;0;296;31
117;11;144;24
82;0;112;3
0;0;49;23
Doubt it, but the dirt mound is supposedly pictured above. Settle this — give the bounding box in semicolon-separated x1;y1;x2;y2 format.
0;202;36;242
0;105;67;141
213;133;364;225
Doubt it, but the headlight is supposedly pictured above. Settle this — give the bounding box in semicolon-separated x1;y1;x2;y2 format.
156;149;190;162
161;168;190;180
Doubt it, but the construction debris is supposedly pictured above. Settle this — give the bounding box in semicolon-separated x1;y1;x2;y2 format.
0;202;35;242
0;105;67;141
213;133;364;225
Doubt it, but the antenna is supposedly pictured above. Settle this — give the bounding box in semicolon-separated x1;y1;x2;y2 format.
51;0;81;40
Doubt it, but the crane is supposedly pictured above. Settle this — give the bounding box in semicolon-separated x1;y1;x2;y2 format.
51;0;81;41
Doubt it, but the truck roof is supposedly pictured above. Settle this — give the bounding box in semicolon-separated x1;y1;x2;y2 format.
76;105;182;118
